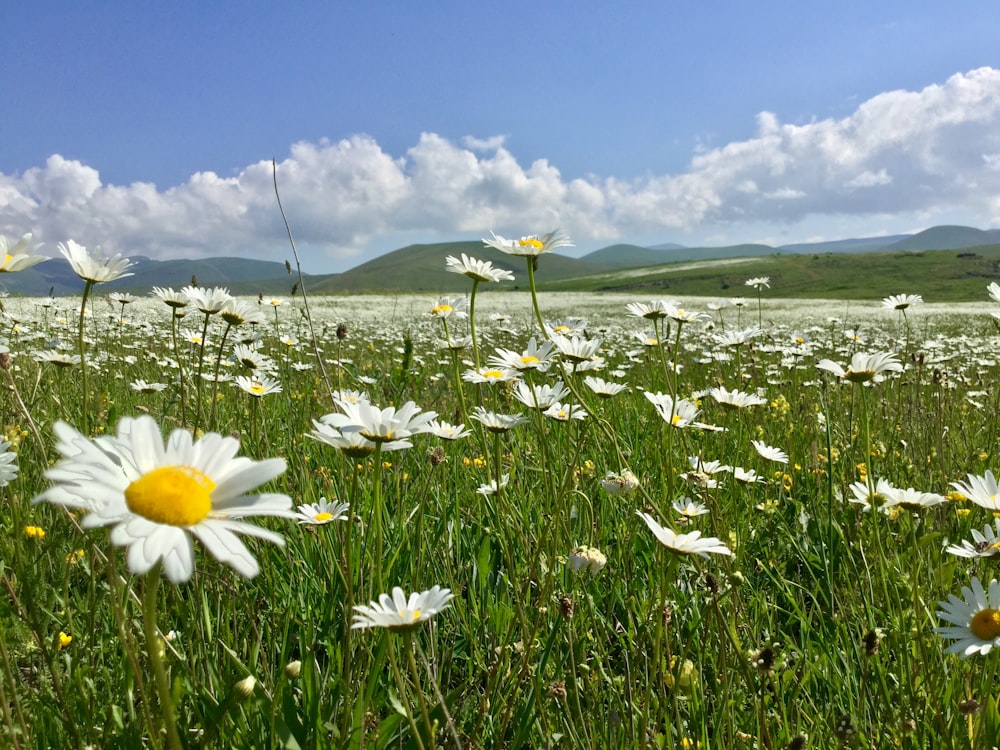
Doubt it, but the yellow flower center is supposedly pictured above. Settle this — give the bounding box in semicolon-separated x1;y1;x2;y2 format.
520;355;539;364
483;369;504;379
671;415;684;426
250;382;265;394
431;304;453;315
125;465;215;526
400;609;422;621
1;253;11;270
314;512;333;522
970;608;1000;640
553;325;570;333
518;238;544;249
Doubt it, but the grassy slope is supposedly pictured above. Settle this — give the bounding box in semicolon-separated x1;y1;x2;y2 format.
310;241;609;293
537;245;1000;302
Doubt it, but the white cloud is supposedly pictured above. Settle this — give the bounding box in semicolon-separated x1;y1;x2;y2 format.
2;67;1000;269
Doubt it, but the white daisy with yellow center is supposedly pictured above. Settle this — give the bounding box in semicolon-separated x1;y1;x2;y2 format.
352;585;454;631
33;415;294;583
296;498;350;525
937;577;1000;657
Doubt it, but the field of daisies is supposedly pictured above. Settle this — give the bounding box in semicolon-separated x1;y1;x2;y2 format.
4;230;1000;749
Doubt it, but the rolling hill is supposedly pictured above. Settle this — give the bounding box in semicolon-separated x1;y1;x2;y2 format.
309;241;609;294
3;224;1000;300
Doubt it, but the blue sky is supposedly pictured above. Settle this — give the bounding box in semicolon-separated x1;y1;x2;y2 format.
3;2;1000;273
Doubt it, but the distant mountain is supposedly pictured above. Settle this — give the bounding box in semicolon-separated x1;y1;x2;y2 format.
777;235;910;253
311;241;607;293
0;256;313;297
884;225;1000;251
646;242;687;251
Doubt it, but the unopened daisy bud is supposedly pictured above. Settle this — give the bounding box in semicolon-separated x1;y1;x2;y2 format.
284;660;302;680
862;628;882;656
234;675;256;700
958;698;982;715
559;596;575;620
568;545;607;575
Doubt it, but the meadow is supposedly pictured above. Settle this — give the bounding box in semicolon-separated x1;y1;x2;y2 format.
3;239;1000;749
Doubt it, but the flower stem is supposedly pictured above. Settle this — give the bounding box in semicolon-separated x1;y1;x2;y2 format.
526;258;548;339
77;279;94;434
469;277;481;369
142;567;183;750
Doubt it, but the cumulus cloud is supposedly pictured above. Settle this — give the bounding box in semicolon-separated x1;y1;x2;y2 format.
2;67;1000;268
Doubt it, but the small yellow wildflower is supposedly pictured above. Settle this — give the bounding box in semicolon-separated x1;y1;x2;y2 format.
57;632;72;650
66;549;85;565
24;526;45;540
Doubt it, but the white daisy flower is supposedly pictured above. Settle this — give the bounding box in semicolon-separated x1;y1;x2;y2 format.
816;352;903;383
0;233;47;273
951;471;1000;510
445;253;515;283
945;520;1000;558
645;392;701;429
296;498;350;525
882;293;922;310
308;420;409;457
130;380;168;394
470;408;529;433
637;511;731;558
58;240;134;284
543;402;587;422
151;287;189;309
751;440;788;464
551;333;602;364
583;376;628;398
352;585;453;631
429;296;468;319
709;387;767;410
936;577;1000;658
0;441;18;487
845;478;895;512
183;286;232;315
487;338;555;371
33;415;294;583
513;381;570;410
462;367;519;384
482;228;573;257
424;420;472;441
878;485;945;512
235;373;283;398
477;475;510;495
324;400;437;443
672;498;710;518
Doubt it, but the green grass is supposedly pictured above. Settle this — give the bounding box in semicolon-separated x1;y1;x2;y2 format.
540;244;1000;302
2;278;1000;748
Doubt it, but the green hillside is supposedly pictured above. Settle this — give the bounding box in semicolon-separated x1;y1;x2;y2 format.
539;245;1000;302
310;241;608;293
580;243;776;269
